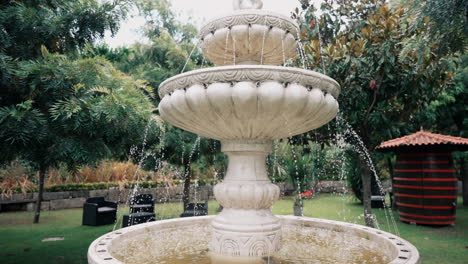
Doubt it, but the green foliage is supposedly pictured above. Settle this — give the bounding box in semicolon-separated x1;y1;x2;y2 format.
7;179;220;194
134;0;198;41
0;0;159;174
396;0;467;55
299;0;458;148
158;126;218;168
0;101;46;145
270;142;341;185
269;141;314;206
103;0;204;97
82;44;132;64
346;153;363;202
0;0;130;60
416;55;468;138
119;35;196;92
191;147;227;180
0;47;160;172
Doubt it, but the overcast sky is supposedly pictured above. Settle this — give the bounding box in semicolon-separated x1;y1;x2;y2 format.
104;0;305;48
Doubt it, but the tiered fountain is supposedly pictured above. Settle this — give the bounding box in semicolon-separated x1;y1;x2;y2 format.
88;1;420;263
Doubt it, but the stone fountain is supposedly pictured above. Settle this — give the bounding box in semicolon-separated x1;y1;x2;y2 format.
88;1;420;263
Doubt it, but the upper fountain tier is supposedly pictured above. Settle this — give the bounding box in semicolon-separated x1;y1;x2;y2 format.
158;65;339;141
199;1;299;66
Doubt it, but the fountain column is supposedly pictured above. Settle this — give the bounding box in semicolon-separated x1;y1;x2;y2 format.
211;140;281;257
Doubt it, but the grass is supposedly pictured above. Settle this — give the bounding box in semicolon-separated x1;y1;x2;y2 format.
0;194;466;264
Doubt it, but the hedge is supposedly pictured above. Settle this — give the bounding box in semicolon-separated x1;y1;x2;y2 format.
11;179;219;193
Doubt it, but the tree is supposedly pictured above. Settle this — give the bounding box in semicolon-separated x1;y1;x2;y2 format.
104;0;202;93
297;0;458;227
0;0;161;223
395;0;468;206
160;126;218;209
102;0;212;209
396;0;467;55
0;49;159;223
0;0;129;60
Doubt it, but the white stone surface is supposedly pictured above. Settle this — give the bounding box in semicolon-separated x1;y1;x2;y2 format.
159;81;338;141
159;65;340;98
87;216;420;264
199;10;298;65
210;141;281;256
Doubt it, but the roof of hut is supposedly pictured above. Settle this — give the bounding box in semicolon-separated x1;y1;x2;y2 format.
376;129;468;152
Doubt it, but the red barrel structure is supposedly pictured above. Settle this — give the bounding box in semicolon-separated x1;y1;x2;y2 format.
394;151;457;225
376;129;468;226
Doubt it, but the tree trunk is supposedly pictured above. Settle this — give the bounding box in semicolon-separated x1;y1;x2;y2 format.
182;162;192;210
387;157;397;210
359;158;374;227
462;157;468;206
33;166;46;224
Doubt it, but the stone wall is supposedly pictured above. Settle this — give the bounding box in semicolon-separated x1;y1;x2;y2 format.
0;185;215;212
0;180;370;212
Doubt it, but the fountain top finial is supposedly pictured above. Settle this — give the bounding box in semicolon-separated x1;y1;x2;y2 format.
233;0;263;10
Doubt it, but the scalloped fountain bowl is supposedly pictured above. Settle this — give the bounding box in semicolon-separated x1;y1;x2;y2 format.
88;216;419;264
158;65;340;140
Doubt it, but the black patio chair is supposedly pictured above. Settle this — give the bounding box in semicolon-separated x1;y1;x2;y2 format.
82;197;117;226
180;202;208;217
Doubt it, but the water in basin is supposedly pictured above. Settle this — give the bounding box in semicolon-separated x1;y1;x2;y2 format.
111;223;390;264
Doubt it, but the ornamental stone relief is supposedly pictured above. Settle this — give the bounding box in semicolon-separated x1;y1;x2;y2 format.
158;66;341;99
211;230;281;257
199;10;299;40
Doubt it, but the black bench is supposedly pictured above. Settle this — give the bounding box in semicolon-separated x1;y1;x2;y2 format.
82;197;117;226
122;212;156;227
122;194;156;228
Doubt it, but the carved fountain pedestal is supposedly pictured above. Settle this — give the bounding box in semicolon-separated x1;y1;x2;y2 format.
211;141;281;256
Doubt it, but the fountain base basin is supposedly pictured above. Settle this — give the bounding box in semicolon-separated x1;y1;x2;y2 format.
88;216;419;264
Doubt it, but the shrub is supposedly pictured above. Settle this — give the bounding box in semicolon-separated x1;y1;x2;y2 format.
1;179;221;194
0;162;36;198
346;153;363;202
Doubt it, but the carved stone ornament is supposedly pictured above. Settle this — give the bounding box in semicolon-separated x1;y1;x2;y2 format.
199;10;298;40
159;65;340;98
159;80;339;141
199;10;299;65
209;140;282;257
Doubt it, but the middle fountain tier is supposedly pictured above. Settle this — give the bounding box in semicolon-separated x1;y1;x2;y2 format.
158;1;340;259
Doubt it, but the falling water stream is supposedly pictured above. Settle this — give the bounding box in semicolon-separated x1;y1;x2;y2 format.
335;114;400;236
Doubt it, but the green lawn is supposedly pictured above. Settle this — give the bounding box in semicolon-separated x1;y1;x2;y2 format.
0;194;466;264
